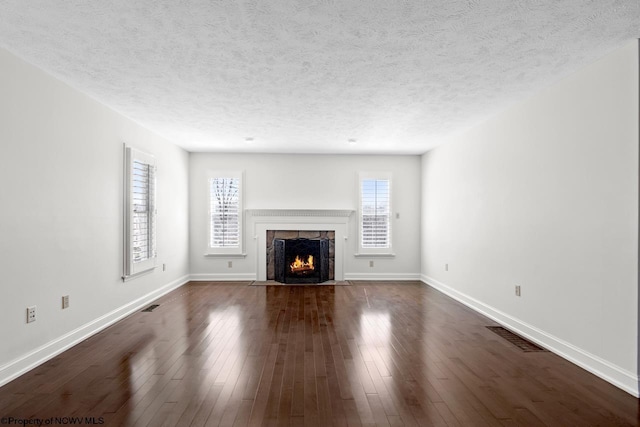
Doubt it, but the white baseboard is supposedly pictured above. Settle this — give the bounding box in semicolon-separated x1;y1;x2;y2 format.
345;273;421;281
0;274;190;388
420;274;639;397
190;272;422;282
190;273;257;281
191;273;420;282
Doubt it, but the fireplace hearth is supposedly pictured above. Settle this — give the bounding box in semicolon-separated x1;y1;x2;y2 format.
274;238;330;284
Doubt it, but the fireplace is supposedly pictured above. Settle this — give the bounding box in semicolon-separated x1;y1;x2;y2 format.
263;229;336;283
252;210;351;281
274;238;329;284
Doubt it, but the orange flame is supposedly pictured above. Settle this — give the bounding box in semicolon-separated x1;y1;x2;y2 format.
290;254;314;273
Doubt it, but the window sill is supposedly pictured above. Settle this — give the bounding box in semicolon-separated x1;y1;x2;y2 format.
354;253;396;258
204;253;247;258
122;266;156;282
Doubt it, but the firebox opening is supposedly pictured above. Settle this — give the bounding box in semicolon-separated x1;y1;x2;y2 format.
274;237;329;284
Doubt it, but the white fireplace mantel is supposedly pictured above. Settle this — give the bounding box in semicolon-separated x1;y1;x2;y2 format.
247;209;354;217
247;209;354;281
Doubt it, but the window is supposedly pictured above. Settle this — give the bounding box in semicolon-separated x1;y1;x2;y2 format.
360;173;391;252
208;172;243;254
124;146;157;278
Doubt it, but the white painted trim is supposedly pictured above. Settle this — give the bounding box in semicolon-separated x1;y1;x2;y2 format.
420;274;640;397
247;209;354;217
124;145;158;277
353;253;396;258
203;253;247;258
121;266;156;282
345;273;421;281
0;275;190;388
190;273;257;281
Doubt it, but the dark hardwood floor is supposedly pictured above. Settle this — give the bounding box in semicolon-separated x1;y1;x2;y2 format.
0;281;638;426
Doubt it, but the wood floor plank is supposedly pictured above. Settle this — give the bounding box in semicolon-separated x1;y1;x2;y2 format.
0;281;637;426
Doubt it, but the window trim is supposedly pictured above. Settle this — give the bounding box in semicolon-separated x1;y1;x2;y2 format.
358;172;393;255
123;145;157;279
206;171;245;256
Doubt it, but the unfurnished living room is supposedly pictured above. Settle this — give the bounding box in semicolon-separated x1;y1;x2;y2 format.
0;1;639;426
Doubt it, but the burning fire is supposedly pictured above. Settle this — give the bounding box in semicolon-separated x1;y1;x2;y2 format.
290;254;315;273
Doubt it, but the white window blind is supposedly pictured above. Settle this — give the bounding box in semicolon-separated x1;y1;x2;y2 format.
360;178;390;249
124;146;157;278
132;160;155;263
210;177;240;248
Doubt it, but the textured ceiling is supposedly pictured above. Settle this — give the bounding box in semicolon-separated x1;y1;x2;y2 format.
0;1;637;154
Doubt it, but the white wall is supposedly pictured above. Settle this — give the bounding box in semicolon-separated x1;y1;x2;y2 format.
421;41;639;395
189;153;421;280
0;47;190;385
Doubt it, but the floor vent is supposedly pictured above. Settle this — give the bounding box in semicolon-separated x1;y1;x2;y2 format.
486;326;547;352
141;304;159;312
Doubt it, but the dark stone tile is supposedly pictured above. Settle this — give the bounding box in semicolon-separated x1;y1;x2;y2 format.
299;230;320;239
274;230;300;239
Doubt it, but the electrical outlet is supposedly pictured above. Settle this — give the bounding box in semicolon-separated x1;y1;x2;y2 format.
228;261;233;268
62;295;69;309
515;285;521;297
369;260;374;268
162;263;166;271
445;263;448;271
27;306;36;323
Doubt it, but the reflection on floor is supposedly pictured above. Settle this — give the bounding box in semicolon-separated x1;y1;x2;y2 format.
0;281;637;426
